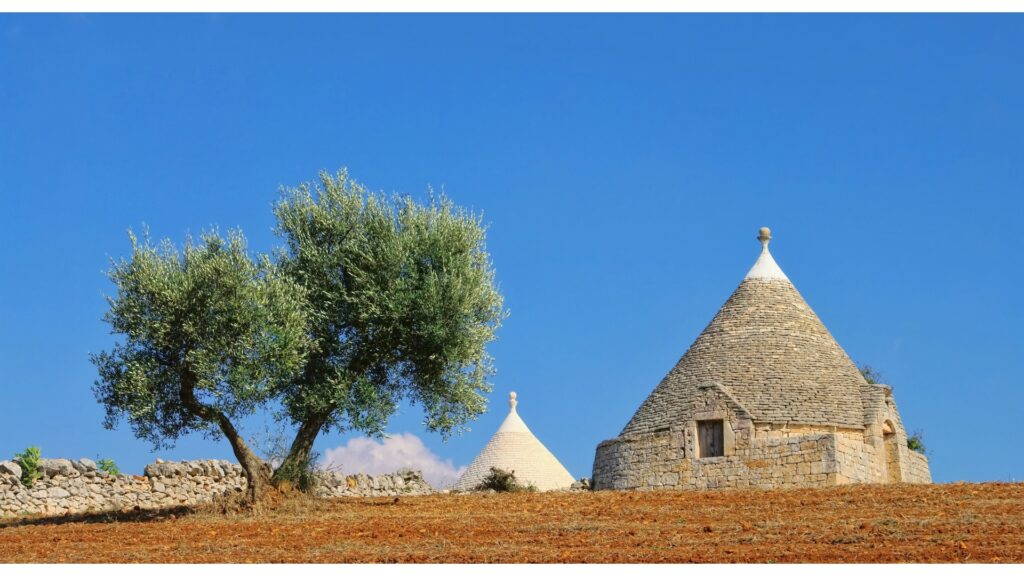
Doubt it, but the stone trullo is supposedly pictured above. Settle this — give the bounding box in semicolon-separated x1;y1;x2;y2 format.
454;392;575;492
592;227;931;490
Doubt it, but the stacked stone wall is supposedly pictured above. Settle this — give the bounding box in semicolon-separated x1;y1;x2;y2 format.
0;458;433;518
905;451;932;484
834;430;885;484
314;470;434;498
592;373;933;491
0;458;247;517
593;430;844;491
594;423;931;491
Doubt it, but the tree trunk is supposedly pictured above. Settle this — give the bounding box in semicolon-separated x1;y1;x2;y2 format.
179;368;272;505
272;413;329;488
220;419;273;504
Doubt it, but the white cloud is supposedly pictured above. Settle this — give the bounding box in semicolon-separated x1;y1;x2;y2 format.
320;432;466;490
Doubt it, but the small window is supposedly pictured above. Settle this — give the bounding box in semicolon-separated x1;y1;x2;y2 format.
698;420;724;458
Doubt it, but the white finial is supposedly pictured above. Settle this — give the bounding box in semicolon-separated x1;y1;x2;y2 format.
744;226;789;281
758;227;771;252
509;391;518;412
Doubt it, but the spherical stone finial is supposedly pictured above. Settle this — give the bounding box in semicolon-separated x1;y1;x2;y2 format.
509;391;518;412
757;226;770;251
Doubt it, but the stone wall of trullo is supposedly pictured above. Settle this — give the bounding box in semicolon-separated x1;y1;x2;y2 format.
593;386;929;492
593;429;840;491
592;424;930;491
905;451;932;484
592;376;931;491
833;429;884;484
0;458;434;518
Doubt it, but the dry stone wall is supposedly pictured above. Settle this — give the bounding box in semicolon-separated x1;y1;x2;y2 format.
833;430;884;484
0;458;433;518
594;372;930;491
593;430;841;490
905;451;932;484
314;470;434;498
594;424;930;491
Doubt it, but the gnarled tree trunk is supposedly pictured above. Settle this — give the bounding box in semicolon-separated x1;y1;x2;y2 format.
221;419;273;504
180;368;273;505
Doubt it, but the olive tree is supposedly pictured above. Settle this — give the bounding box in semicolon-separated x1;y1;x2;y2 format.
270;170;506;484
91;230;309;502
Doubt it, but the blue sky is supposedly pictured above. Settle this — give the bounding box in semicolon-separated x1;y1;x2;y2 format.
0;14;1021;485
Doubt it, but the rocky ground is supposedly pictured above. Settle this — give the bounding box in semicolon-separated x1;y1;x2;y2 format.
1;482;1022;563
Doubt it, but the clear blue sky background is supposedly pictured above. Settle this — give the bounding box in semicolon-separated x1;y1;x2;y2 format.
1;14;1021;484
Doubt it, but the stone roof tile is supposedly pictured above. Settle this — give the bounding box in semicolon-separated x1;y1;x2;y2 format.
622;228;871;434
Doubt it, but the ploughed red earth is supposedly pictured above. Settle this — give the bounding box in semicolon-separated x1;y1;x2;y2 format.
1;482;1021;563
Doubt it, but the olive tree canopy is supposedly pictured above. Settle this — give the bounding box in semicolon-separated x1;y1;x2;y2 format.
92;169;506;499
91;230;309;500
271;170;506;482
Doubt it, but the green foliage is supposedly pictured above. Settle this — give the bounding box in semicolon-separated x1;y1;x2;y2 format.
91;228;310;450
858;364;883;385
90;169;505;498
475;467;536;493
96;458;120;476
14;446;41;488
907;431;927;454
273;170;507;440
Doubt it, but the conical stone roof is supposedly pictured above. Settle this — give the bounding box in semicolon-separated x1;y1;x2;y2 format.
622;227;872;435
454;392;576;492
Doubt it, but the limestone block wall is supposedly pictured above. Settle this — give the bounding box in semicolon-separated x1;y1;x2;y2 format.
905;451;932;484
593;382;877;491
593;430;843;491
862;386;932;485
314;470;434;498
0;458;434;519
593;431;675;490
593;376;934;491
593;423;930;491
0;458;247;517
834;430;885;484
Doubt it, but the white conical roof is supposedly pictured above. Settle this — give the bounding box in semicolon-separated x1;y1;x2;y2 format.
453;392;576;492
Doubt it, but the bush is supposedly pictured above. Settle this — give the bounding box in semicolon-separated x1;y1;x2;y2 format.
97;458;120;476
858;364;883;385
475;467;536;493
14;446;42;488
907;431;927;455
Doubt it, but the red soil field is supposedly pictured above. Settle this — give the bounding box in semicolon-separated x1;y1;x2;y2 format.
1;482;1022;563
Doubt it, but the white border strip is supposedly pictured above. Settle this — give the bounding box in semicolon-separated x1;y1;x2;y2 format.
5;1;1024;12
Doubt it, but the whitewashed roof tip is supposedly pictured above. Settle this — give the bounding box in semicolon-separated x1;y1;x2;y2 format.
744;226;790;281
